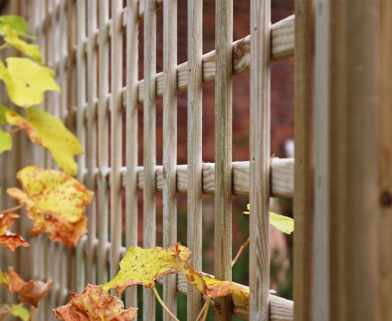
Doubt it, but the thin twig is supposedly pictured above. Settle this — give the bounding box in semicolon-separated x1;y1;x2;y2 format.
0;205;22;215
231;237;250;267
195;298;210;321
152;286;179;321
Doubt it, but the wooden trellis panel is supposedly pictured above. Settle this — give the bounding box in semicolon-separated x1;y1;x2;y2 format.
6;1;296;321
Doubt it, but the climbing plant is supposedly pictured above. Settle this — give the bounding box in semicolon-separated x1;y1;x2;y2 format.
0;15;296;321
0;15;93;320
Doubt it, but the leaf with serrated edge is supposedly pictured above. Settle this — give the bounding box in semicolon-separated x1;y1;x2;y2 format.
0;58;59;107
0;212;29;251
54;284;137;321
104;244;191;292
244;204;295;234
6;107;83;176
7;166;93;246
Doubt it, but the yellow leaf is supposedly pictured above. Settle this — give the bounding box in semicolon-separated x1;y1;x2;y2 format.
182;262;249;310
0;16;28;37
6;107;83;175
104;244;191;292
0;128;11;154
54;284;137;321
7;166;94;246
8;304;30;321
0;58;59;107
270;211;295;234
243;204;295;234
3;27;42;63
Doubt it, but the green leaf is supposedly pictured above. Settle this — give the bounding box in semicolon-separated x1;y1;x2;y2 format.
3;28;42;63
8;304;30;321
5;107;82;175
0;104;10;125
0;128;11;154
0;16;28;37
243;204;295;234
0;58;59;108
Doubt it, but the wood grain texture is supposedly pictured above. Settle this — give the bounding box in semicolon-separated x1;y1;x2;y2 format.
187;0;203;320
214;0;233;319
143;1;157;321
97;0;110;285
67;16;294;124
249;0;271;321
329;2;379;321
75;0;87;293
293;2;314;321
379;3;392;320
110;0;124;276
124;0;139;308
313;1;330;320
86;0;98;284
162;0;178;319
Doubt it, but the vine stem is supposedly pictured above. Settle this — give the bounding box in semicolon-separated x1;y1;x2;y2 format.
151;286;179;321
0;205;22;215
231;237;250;267
195;298;211;321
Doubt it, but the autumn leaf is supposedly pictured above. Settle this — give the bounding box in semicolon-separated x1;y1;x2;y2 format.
0;267;52;307
0;304;30;321
3;27;42;63
54;284;137;321
0;57;59;107
184;269;249;310
0;15;28;37
104;244;191;292
7;166;93;246
0;212;29;251
5;107;83;176
244;204;295;234
0;128;11;154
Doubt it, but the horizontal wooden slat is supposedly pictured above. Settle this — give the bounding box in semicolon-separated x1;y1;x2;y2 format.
76;236;293;321
51;15;293;86
83;158;293;198
34;0;164;34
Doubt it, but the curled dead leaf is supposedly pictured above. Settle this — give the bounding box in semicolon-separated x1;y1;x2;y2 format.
0;212;29;251
0;267;51;307
7;166;93;246
54;284;137;321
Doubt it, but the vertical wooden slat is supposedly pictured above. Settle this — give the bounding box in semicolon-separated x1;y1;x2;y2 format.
313;1;329;321
328;3;379;321
97;0;110;285
293;1;314;321
66;0;78;295
249;1;271;321
110;0;123;275
86;0;98;284
379;2;392;320
75;0;87;291
143;1;157;320
214;0;233;320
187;0;203;320
125;0;139;307
162;0;177;319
